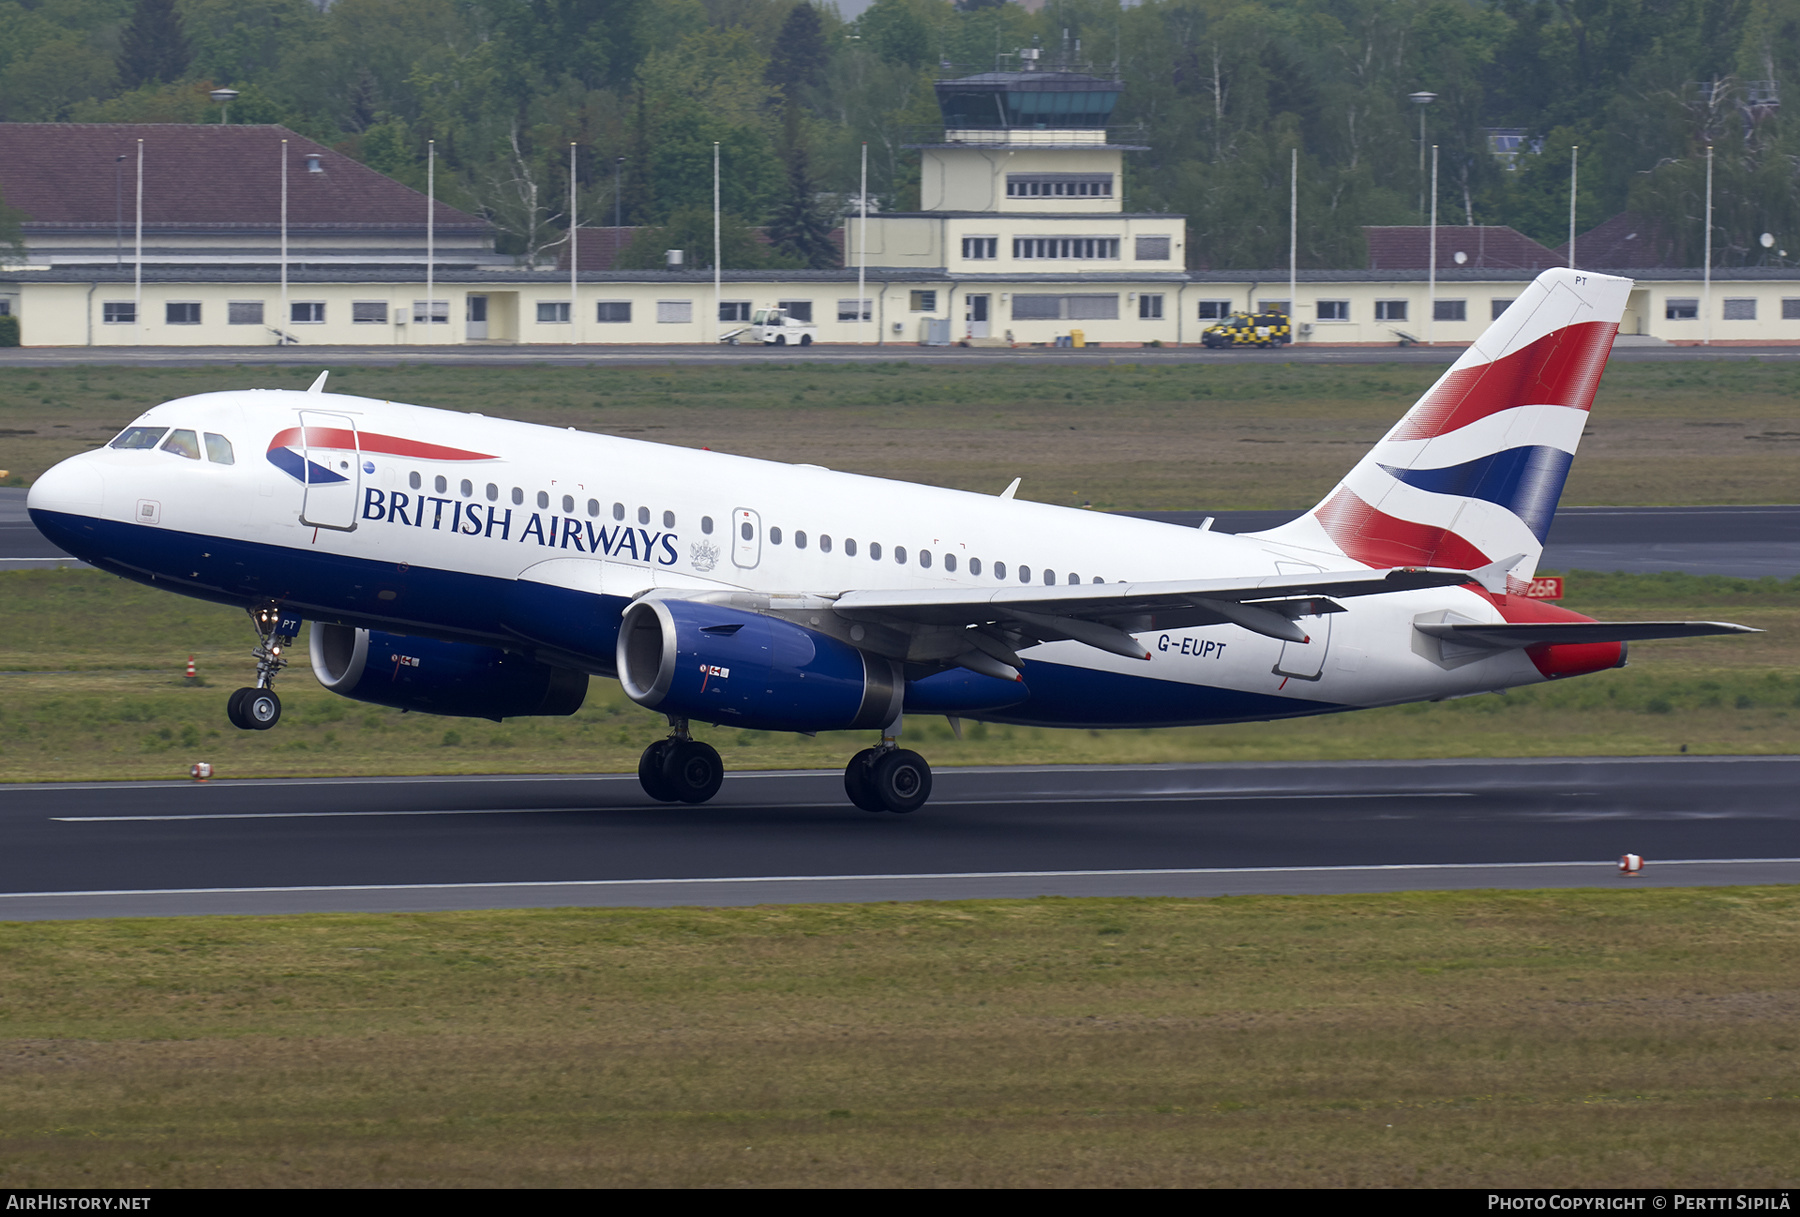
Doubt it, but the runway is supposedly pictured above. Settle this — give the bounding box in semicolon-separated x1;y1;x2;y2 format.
3;757;1795;920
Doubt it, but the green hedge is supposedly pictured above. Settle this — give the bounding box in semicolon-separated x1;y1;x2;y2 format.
0;314;18;346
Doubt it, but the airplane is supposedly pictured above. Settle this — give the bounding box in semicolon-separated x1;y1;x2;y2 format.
27;267;1756;813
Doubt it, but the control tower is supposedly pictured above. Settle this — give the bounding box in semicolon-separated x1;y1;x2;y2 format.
846;51;1186;343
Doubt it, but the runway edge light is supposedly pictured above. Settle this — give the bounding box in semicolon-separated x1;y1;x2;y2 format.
1619;853;1644;876
190;761;213;782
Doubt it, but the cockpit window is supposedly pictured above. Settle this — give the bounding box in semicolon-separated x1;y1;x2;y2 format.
204;433;235;465
160;429;201;460
110;426;167;450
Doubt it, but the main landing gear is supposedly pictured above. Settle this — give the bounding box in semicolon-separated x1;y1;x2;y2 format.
637;717;725;804
844;718;932;814
226;605;294;731
633;715;936;813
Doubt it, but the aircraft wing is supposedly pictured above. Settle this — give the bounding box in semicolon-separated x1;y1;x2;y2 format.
831;566;1477;658
1413;620;1760;648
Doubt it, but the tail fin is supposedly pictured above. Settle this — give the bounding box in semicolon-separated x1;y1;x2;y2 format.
1251;268;1632;582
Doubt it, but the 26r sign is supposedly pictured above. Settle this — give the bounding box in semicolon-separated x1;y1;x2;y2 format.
1521;576;1564;600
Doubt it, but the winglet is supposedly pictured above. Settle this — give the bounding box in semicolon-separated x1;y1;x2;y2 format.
306;370;329;394
1470;552;1528;595
999;477;1021;500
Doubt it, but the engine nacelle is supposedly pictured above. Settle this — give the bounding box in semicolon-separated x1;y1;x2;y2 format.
310;624;588;721
617;597;901;733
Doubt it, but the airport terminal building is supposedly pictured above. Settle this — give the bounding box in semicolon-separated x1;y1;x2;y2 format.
4;89;1800;348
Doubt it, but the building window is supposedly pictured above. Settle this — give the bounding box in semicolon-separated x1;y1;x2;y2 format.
1135;235;1171;261
165;302;200;325
596;301;631;323
412;300;448;324
657;300;693;324
1723;298;1756;320
1783;299;1800;320
1011;295;1118;321
961;236;997;259
778;300;813;323
0;299;10;316
537;302;571;324
720;301;751;322
910;291;937;312
1012;237;1119;260
1374;300;1408;322
1006;173;1113;198
1317;300;1349;321
1492;299;1514;320
292;302;325;323
352;301;388;324
1196;300;1232;320
103;302;136;324
1666;298;1698;320
1138;294;1164;320
838;298;871;322
1434;299;1467;322
228;301;263;325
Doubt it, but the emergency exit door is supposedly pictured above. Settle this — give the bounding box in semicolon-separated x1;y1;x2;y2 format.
965;294;991;338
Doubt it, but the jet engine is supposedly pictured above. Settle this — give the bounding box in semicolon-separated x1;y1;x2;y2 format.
310;623;588;720
617;597;902;733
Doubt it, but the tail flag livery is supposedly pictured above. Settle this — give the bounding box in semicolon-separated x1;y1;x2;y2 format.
1252;268;1632;582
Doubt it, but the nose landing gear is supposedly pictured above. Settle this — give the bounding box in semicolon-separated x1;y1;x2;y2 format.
227;605;296;731
637;717;724;804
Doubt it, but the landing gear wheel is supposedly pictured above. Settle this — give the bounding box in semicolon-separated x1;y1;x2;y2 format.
638;740;678;803
870;749;932;814
226;687;255;730
774;334;787;346
799;334;812;346
844;748;884;812
662;739;724;804
244;689;281;730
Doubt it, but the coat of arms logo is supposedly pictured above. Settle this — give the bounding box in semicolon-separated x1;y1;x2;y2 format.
689;539;721;573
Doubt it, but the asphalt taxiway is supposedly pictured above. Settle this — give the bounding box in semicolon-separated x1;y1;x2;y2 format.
3;757;1795;920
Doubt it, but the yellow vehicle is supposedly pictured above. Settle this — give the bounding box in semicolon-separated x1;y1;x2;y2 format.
1200;310;1291;348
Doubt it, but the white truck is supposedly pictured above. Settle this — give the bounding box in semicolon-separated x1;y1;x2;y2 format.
722;306;818;346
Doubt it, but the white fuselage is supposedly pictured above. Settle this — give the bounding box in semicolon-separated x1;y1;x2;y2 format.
29;389;1557;728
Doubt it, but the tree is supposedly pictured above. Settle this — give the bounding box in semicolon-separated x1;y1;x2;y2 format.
767;135;838;268
116;0;192;91
766;3;829;99
613;207;798;271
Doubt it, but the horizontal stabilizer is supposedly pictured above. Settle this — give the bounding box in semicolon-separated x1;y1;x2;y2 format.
1414;620;1760;648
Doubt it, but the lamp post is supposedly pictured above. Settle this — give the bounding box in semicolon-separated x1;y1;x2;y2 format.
1408;91;1437;219
113;153;126;267
614;156;625;231
209;88;239;124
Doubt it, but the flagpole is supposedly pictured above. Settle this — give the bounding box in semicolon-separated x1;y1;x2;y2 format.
279;138;287;345
859;142;868;345
1703;144;1714;346
1288;146;1297;343
1427;144;1438;345
713;141;721;343
1568;145;1579;269
569;142;578;345
426;139;435;346
134;139;143;343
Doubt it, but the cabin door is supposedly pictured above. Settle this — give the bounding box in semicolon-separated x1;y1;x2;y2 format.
297;410;361;532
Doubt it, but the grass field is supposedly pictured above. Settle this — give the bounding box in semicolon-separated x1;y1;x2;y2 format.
0;567;1792;783
0;890;1794;1187
2;359;1798;508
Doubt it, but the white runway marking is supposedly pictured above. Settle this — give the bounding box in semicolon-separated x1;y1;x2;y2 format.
2;858;1794;901
49;791;1478;822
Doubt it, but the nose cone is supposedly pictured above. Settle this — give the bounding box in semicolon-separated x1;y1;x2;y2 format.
27;454;106;517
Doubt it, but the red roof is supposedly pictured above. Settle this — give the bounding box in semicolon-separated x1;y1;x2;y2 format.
1363;225;1562;271
1551;212;1681;269
0;123;484;231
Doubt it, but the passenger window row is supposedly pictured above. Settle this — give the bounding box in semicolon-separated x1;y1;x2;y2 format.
403;470;678;529
764;523;1104;585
